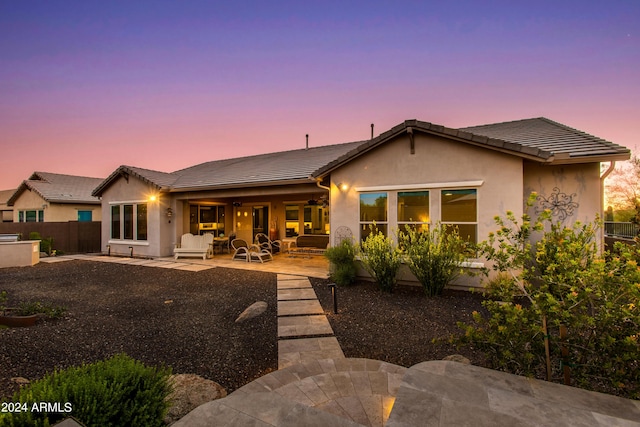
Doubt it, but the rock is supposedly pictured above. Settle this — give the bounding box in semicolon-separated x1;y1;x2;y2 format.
442;354;471;365
235;301;268;323
11;377;30;386
164;374;227;425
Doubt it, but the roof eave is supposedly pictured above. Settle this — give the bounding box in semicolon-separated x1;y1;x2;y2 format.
545;152;631;165
169;177;317;193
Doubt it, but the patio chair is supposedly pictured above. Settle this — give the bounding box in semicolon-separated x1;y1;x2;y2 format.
231;239;273;263
231;239;251;262
255;233;281;254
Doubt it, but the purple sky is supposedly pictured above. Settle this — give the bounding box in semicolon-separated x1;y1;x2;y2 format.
1;0;638;190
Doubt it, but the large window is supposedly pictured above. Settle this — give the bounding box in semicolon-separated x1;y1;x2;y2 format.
111;206;120;239
441;189;477;243
18;210;44;222
398;191;429;232
285;205;299;237
360;192;387;240
111;203;147;241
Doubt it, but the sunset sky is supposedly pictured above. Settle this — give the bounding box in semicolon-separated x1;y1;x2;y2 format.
1;0;638;190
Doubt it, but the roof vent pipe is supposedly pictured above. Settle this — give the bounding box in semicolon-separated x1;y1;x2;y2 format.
306;134;309;150
371;123;374;140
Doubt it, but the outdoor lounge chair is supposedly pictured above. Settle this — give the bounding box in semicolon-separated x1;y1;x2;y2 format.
231;239;273;263
255;233;281;254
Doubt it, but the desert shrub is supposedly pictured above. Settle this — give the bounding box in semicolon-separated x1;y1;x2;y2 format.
15;301;66;319
398;224;467;296
458;204;640;399
359;230;401;292
325;239;357;286
0;354;172;427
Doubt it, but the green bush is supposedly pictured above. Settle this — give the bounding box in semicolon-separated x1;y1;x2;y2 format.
27;232;54;255
398;224;467;296
459;205;640;399
15;301;66;319
359;229;401;292
0;354;172;427
325;239;357;286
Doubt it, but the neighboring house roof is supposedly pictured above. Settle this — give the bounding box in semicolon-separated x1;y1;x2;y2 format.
93;117;631;196
0;189;15;208
311;118;631;178
8;172;104;206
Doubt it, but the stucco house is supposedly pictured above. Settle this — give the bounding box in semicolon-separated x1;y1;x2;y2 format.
92;117;630;265
0;189;15;222
8;172;104;223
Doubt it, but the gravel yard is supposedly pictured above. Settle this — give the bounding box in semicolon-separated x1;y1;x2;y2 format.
0;260;277;400
311;278;488;368
1;260;488;402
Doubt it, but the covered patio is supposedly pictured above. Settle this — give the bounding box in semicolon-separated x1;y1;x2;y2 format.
158;252;330;279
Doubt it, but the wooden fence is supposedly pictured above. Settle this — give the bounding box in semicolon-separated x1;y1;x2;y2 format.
0;221;101;254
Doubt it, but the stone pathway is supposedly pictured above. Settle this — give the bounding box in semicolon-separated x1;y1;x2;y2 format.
276;274;344;369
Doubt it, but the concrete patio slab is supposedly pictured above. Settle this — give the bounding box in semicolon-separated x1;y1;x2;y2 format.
277;274;307;280
174;264;215;271
277;288;318;301
277;279;312;289
277;299;324;316
38;257;73;263
278;315;334;338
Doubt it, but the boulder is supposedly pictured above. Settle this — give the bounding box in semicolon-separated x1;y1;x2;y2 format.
235;301;268;323
164;374;227;425
442;354;471;365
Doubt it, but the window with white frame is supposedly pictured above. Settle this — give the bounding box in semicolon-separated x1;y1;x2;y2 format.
18;210;44;222
110;203;147;241
397;191;429;233
359;192;387;240
441;189;477;243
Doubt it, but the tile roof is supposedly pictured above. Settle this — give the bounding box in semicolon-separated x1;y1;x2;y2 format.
311;118;630;178
460;117;630;160
93;117;631;195
8;172;104;206
0;189;15;207
170;142;362;190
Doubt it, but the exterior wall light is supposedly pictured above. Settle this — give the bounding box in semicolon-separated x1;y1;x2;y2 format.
166;208;173;218
339;183;349;191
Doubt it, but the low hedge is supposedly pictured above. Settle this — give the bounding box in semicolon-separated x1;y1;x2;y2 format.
0;354;172;427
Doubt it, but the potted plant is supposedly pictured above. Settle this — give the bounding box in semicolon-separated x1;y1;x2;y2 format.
0;291;39;327
0;292;64;328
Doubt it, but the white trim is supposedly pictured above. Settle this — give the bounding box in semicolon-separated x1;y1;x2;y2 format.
108;240;150;246
109;200;149;205
355;180;483;192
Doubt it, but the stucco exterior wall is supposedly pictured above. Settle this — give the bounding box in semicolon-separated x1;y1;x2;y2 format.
329;132;524;248
98;176;171;257
12;189;101;222
523;161;603;242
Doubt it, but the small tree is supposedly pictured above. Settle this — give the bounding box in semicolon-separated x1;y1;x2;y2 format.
359;229;401;292
459;208;640;399
398;223;467;296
